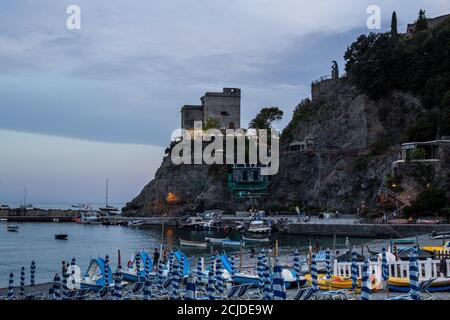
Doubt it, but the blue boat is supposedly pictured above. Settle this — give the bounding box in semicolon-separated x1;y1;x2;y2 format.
121;250;153;282
80;257;113;292
221;240;244;247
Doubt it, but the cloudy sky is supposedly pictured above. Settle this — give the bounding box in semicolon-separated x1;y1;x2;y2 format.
0;0;448;205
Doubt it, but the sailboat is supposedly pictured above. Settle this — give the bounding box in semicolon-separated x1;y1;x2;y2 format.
20;187;33;209
98;179;120;215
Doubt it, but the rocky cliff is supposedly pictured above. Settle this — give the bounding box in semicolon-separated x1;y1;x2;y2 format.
123;79;438;216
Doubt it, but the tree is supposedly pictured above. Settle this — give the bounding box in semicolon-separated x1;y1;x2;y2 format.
416;9;428;32
404;187;448;216
203;117;220;130
249;107;283;129
391;11;398;38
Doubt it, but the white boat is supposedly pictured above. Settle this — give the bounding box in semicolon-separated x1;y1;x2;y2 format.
0;204;10;209
98;179;120;215
179;239;208;248
242;235;270;242
205;237;229;243
179;216;205;229
127;220;147;227
246;220;271;234
79;205;100;224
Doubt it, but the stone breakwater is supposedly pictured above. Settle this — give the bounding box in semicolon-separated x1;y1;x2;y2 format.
0;209;79;222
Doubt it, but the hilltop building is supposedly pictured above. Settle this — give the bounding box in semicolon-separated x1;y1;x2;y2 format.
406;13;450;35
181;88;241;131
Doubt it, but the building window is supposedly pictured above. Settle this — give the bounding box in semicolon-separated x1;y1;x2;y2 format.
229;122;235;129
221;111;229;116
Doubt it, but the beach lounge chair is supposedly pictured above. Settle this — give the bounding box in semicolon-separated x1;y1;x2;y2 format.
387;278;436;301
235;284;253;300
94;286;112;300
225;285;246;300
292;288;316;301
124;282;145;296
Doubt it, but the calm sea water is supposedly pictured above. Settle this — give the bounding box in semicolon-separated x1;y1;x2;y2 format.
0;221;370;287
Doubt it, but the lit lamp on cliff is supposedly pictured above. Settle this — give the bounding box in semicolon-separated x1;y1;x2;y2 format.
392;183;398;210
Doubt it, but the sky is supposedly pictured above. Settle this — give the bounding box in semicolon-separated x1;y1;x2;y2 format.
0;0;449;205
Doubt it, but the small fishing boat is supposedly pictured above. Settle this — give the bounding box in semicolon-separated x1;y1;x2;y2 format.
52;218;60;222
246;220;271;234
221;240;244;247
179;239;208;248
7;225;19;232
242;235;270;243
179;216;205;229
0;218;7;222
205;237;229;243
305;274;366;291
127;220;147;227
79;206;100;224
54;234;68;240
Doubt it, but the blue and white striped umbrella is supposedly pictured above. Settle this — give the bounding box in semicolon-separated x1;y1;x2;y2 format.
179;255;185;281
409;246;419;300
30;260;36;286
361;259;371;300
215;257;224;296
135;252;141;278
230;254;236;277
311;254;318;291
62;261;69;300
168;252;175;274
381;247;389;282
157;259;165;289
8;272;14;300
210;254;215;272
257;252;264;288
351;251;358;291
170;263;181;300
207;269;216;300
293;250;301;285
104;255;110;287
113;266;123;300
143;266;152;300
70;257;76;287
184;273;196;300
195;257;203;284
145;255;151;280
272;259;286;300
53;273;61;300
263;263;273;300
325;249;332;280
20;267;25;299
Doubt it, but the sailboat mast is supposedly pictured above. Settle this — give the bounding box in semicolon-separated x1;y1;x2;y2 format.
105;178;109;207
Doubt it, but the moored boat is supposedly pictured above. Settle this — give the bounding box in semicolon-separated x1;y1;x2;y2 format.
205;237;229;243
246;220;271;234
180;238;208;248
7;225;19;232
179;216;205;229
54;234;68;240
242;235;270;242
221;240;244;247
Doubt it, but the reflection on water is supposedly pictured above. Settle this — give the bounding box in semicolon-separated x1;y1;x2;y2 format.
0;221;371;286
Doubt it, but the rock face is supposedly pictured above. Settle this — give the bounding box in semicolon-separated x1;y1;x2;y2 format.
123;79;440;216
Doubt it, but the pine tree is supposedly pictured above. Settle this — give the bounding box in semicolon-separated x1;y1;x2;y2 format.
416;9;428;32
391;11;398;37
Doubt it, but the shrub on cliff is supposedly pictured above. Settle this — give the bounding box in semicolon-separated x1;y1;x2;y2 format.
404;187;448;217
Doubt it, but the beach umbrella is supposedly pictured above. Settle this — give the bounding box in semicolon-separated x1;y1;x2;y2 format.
230;254;236;277
196;257;203;284
179;255;185;280
62;261;69;300
311;254;318;292
30;260;36;286
409;246;419;300
206;269;216;300
113;266;123;300
381;247;389;284
104;254;110;287
361;259;371;300
53;273;61;300
293;250;301;287
170;263;180;300
263;263;273;300
157;259;165;289
325;249;332;280
351;251;358;291
20;267;25;299
135;252;141;279
184;273;196;300
272;259;286;300
145;255;151;279
8;272;14;300
70;257;76;287
257;252;264;288
210;254;215;272
215;256;224;297
143;275;152;300
168;252;175;274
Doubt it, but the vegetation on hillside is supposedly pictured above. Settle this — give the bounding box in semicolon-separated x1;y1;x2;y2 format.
249;107;284;130
344;10;450;141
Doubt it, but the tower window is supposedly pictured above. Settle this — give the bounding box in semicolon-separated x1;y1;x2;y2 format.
221;111;229;116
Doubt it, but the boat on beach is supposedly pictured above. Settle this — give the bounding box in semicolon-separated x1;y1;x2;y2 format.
122;250;154;282
80;257;113;292
389;276;450;292
242;235;270;242
179;238;208;248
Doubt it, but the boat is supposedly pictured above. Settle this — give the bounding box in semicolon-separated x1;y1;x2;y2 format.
242;235;270;242
205;237;229;243
78;205;100;224
198;219;221;230
0;218;7;222
422;241;450;254
431;230;450;239
0;204;10;209
234;269;301;288
127;220;147;227
305;274;366;291
19;187;33;209
388;277;450;292
54;234;68;240
246;220;271;234
80;257;113;292
221;240;244;247
121;250;154;282
98;179;120;215
52;218;60;222
179;239;208;248
72;203;88;209
179;216;205;229
7;225;19;232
